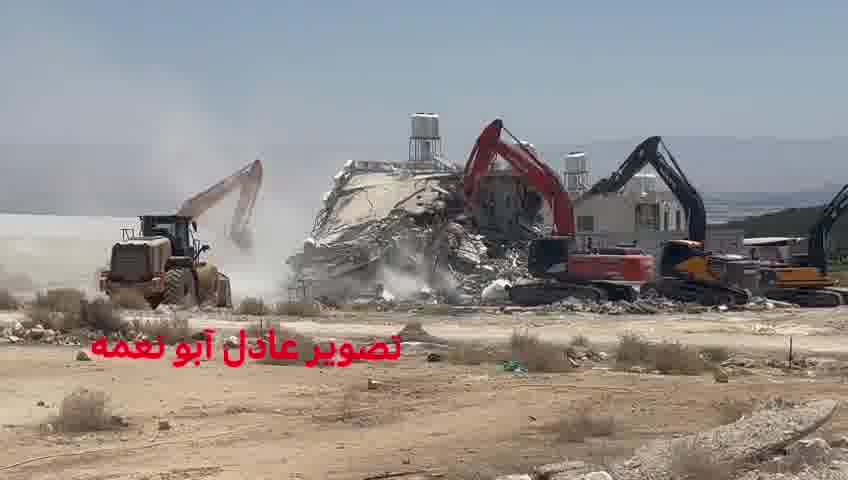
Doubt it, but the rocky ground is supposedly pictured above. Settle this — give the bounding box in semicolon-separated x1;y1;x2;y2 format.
4;302;848;479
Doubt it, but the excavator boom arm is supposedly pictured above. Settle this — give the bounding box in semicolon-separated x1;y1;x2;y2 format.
582;136;706;242
807;183;848;272
463;119;575;236
176;159;264;251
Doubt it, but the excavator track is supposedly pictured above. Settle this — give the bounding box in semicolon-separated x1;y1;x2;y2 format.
508;280;637;306
643;278;750;306
762;287;847;308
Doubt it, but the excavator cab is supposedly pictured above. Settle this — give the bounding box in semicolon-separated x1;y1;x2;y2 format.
527;237;574;277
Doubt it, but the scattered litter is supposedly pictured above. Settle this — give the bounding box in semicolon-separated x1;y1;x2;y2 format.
497;360;528;375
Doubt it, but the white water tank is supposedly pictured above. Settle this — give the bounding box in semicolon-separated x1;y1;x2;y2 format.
411;113;440;139
565;151;588;173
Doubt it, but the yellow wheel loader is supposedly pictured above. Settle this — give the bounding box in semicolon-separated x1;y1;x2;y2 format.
99;215;232;309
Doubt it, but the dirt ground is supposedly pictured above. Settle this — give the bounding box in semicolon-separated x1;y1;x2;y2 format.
3;307;848;480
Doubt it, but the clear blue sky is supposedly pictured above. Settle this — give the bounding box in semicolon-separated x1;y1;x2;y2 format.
1;1;846;148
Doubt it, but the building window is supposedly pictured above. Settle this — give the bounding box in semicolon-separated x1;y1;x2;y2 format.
663;210;669;231
675;210;682;231
577;215;595;232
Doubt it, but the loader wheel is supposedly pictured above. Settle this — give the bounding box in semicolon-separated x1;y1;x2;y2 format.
162;268;196;306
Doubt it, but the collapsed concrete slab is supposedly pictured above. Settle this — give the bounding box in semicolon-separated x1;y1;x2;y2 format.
285;158;545;305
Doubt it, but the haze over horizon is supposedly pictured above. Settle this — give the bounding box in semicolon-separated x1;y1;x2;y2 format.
2;1;847;254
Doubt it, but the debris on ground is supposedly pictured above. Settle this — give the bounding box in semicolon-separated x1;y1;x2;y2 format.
495;398;841;480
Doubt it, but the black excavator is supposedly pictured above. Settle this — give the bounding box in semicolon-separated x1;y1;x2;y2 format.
756;183;848;307
578;136;753;306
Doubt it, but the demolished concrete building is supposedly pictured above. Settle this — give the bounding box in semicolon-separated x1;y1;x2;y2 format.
285;114;545;305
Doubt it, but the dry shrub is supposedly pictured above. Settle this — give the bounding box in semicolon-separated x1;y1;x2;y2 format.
396;320;444;343
110;289;150;309
81;298;124;334
130;314;193;345
570;334;590;347
509;328;572;373
33;288;86;313
251;322;319;366
275;300;321;317
238;297;269;316
341;302;379;312
52;388;115;433
615;332;654;367
25;289;125;334
652;341;707;375
669;436;734;480
615;333;707;375
548;401;616;443
448;342;495;365
0;288;19;310
416;303;455;315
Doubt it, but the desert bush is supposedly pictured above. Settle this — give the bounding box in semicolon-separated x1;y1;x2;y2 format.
615;333;707;375
0;288;19;310
508;328;573;373
52;388;114;433
447;342;495;365
81;298;124;334
275;300;322;317
251;321;319;366
130;314;193;345
110;289;150;309
238;297;269;316
25;289;125;334
33;288;86;313
615;333;654;367
570;334;590;347
548;401;615;443
652;341;707;375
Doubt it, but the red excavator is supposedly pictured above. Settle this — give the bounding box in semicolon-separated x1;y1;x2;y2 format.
463;119;655;305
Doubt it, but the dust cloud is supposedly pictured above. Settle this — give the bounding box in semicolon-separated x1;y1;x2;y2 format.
0;5;368;301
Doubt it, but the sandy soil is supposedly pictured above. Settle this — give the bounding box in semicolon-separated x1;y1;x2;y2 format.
4;214;848;479
3;307;848;480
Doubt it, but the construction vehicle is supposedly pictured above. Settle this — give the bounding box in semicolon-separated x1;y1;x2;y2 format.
177;159;263;252
99;215;232;308
755;183;848;307
580;136;753;306
98;159;262;308
463;119;655;305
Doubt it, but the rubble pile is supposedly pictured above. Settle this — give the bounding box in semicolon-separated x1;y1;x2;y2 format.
495;399;844;480
2;320;86;346
537;295;798;315
285;160;806;312
286;160;541;305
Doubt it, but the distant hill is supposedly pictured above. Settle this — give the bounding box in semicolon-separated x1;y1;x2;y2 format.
703;183;845;224
722;201;848;256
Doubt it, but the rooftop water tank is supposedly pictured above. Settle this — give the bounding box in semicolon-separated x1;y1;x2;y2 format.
410;113;440;139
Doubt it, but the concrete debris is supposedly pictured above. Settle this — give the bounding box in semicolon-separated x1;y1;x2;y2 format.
284;159;808;312
496;399;840;480
481;279;512;304
285;160;544;305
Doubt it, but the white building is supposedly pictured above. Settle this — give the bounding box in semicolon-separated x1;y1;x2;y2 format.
562;151;690;255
